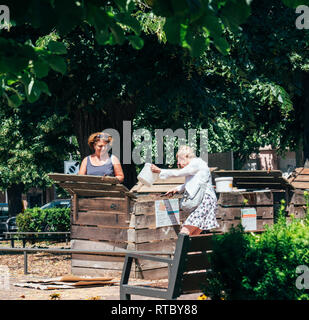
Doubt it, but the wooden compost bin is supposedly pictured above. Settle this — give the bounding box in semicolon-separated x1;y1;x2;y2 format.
49;173;135;277
215;191;274;232
49;173;191;279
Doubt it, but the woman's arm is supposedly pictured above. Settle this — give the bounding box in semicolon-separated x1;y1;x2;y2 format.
159;160;199;179
78;157;87;175
111;155;124;183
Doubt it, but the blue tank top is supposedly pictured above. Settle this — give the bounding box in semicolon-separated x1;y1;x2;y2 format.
86;155;115;176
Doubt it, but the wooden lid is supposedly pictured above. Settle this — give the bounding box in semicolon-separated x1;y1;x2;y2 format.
130;167;218;194
213;170;293;190
48;173;136;198
288;168;309;190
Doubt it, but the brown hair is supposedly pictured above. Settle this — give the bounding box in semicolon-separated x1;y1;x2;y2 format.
88;132;113;151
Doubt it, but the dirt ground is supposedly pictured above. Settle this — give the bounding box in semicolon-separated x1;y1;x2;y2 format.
0;241;200;300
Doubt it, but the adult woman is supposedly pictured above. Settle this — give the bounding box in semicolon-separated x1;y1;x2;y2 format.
151;145;219;235
78;132;124;183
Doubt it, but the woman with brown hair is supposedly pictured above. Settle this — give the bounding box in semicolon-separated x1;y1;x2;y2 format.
78;132;124;183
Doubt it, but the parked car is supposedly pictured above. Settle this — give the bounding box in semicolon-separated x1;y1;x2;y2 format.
40;199;71;209
0;203;9;221
6;216;18;232
0;203;9;238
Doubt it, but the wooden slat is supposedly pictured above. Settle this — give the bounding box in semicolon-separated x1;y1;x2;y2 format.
59;182;128;192
78;197;127;212
293;175;309;182
71;225;129;242
132;211;188;229
217;206;273;220
128;226;180;243
188;234;214;252
71;239;128;251
49;173;122;185
214;170;283;177
291;181;309;189
216;219;273;233
131;184;181;193
185;252;212;271
49;173;106;183
76;211;129;227
301;168;309;175
73;189;126;198
217;191;273;206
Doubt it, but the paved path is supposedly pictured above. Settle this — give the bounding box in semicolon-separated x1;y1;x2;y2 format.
0;274;201;300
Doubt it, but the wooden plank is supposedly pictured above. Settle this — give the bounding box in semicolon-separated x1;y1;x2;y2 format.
72;259;124;270
128;239;177;253
49;173;122;185
217;206;273;220
185;252;212;271
128;226;180;243
76;211;130;227
301;168;309;175
73;189;126;198
188;234;214;252
133;211;188;229
153;177;185;184
72;194;78;223
291;181;309;189
59;182;128;192
216;219;273;233
131;184;182;193
214;170;283;177
293;175;309;182
135;267;169;280
72;254;124;263
287;205;308;219
78;198;127;212
71;239;128;251
71;266;123;278
71;225;129;242
217;191;273;206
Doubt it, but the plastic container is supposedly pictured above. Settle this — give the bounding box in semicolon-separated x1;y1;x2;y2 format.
137;163;159;187
215;177;233;192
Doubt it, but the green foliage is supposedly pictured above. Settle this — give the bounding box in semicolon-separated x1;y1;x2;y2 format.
16;207;70;232
205;215;309;300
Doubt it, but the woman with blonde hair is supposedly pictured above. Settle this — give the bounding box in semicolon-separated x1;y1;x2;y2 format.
151;145;219;235
78;132;124;183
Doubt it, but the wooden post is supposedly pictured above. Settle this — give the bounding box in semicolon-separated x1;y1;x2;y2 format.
24;251;28;274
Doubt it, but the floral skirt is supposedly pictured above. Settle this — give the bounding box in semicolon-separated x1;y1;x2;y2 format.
183;192;219;231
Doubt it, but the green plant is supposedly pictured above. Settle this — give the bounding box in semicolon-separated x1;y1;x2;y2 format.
16;207;70;232
205;214;309;300
304;191;309;217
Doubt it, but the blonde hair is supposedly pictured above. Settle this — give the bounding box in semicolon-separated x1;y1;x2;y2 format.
88;132;113;151
176;145;196;159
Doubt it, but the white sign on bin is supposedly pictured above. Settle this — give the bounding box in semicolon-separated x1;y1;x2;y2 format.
155;198;180;228
64;161;80;174
241;207;257;231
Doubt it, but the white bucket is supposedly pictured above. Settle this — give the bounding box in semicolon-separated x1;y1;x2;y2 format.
137;163;159;187
215;177;233;192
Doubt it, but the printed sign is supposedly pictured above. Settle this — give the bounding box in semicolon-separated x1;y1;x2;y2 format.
241;207;257;231
155;198;180;228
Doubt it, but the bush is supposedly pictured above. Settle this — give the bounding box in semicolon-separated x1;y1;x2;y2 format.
205;212;309;300
16;207;70;232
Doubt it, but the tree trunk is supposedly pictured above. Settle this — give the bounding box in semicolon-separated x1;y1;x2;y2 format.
7;183;24;217
303;74;309;167
70;101;138;189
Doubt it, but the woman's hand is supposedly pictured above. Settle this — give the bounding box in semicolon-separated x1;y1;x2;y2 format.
164;188;178;196
151;164;161;173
